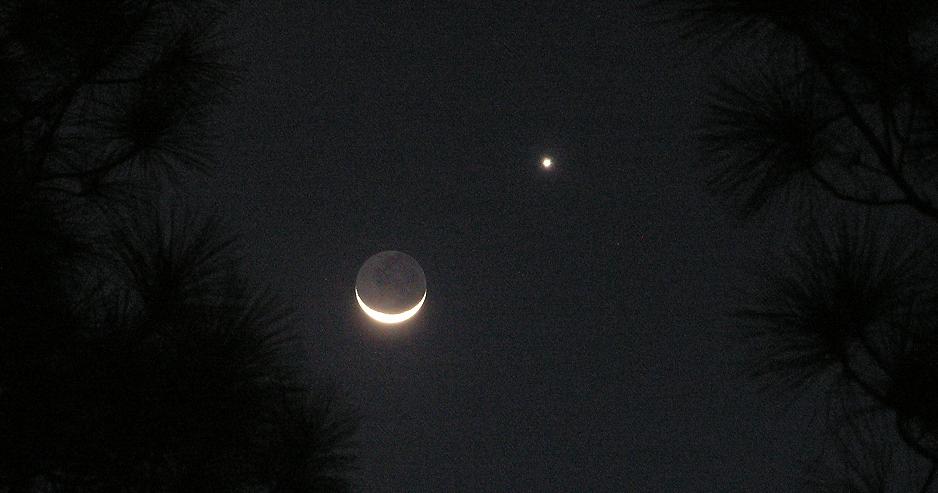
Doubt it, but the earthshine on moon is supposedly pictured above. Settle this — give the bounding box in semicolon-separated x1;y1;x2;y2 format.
355;251;427;324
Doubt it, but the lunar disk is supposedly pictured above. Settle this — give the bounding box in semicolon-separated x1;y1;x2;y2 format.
355;251;427;324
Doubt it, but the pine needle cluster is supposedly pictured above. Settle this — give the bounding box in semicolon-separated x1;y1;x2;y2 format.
0;2;357;490
654;0;938;488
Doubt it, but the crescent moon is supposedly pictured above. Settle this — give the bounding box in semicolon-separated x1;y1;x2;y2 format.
355;287;426;324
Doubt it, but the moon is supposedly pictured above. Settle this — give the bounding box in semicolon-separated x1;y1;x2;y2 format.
355;251;427;324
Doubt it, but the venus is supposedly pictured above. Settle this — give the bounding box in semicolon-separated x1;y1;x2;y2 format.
355;251;427;324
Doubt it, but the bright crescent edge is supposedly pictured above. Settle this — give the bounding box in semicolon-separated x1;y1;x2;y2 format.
356;288;427;324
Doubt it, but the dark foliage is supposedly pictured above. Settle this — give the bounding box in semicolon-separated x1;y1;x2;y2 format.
0;201;358;490
803;391;931;493
739;215;938;398
0;0;234;196
653;0;938;218
656;0;938;489
0;1;357;491
701;54;849;216
738;215;938;468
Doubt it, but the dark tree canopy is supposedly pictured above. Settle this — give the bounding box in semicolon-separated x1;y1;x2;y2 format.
0;1;357;491
655;0;938;489
653;0;938;219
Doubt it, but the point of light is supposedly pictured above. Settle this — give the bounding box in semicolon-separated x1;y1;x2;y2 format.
541;157;553;168
356;288;427;324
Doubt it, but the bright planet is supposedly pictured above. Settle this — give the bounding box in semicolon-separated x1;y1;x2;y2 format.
355;251;427;324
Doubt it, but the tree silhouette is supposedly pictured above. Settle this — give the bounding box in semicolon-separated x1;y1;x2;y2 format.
654;1;938;490
0;1;357;491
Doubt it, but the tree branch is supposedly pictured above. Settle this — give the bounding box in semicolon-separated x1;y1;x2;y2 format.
38;143;143;183
809;169;909;206
31;1;157;181
800;31;938;221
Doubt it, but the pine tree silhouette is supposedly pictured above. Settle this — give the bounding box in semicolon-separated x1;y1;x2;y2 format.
653;1;938;489
0;1;357;490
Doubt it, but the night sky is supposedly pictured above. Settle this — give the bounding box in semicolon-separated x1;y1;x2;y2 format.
200;3;810;490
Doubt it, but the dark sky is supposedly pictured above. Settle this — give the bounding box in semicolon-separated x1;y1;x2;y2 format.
203;2;815;491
